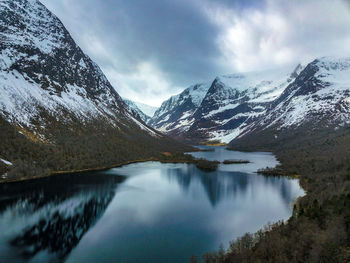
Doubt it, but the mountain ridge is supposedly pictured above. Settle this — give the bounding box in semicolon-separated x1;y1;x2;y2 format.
149;63;304;142
123;98;158;123
0;0;189;182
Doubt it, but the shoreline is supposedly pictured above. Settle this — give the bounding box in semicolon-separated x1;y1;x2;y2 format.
0;157;194;184
0;147;213;184
0;147;304;188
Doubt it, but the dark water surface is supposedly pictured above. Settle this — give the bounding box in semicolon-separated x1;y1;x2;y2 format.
0;147;304;263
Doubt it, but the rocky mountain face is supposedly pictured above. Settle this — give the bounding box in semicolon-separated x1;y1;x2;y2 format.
132;100;158;119
229;57;350;149
259;57;350;129
150;64;303;142
0;0;188;181
1;0;135;129
149;82;211;134
151;57;349;144
123;98;157;123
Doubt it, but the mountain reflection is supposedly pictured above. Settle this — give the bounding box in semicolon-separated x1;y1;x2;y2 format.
0;173;124;263
166;165;298;207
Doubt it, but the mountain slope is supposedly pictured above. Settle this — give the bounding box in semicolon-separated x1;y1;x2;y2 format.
150;64;303;143
149;82;211;134
187;65;303;142
229;57;350;149
0;0;189;182
133;101;158;118
222;57;350;263
123;98;157;123
152;57;349;144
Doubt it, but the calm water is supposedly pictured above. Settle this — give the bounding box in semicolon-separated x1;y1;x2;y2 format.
0;147;304;263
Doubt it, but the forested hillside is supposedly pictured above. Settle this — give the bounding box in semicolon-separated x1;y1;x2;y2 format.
199;125;350;262
0;0;190;182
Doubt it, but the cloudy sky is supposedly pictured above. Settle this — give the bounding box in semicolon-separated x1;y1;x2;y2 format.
41;0;350;106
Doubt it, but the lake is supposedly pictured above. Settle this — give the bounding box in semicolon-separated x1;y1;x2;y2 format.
0;147;304;263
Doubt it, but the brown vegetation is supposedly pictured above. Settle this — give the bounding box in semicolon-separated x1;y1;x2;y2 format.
198;125;350;262
200;140;227;147
0;114;193;183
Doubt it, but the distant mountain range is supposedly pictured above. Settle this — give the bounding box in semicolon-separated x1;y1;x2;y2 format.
148;57;350;144
1;0;349;181
123;98;158;123
0;0;187;180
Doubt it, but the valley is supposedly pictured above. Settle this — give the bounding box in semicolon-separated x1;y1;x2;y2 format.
0;0;349;262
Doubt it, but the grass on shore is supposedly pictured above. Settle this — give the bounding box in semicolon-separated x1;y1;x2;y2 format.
200;140;227;147
0;151;221;184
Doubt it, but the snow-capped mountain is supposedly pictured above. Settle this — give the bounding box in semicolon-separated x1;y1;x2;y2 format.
149;82;211;133
0;0;153;134
133;101;158;118
123;98;157;123
0;0;187;180
238;57;350;137
150;64;303;142
151;55;350;144
228;56;350;150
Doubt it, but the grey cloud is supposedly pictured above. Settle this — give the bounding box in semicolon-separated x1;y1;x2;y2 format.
41;0;350;106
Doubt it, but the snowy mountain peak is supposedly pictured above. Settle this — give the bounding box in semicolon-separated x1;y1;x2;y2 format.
315;56;350;68
149;57;350;143
0;0;67;55
239;56;350;137
149;63;304;142
0;0;161;140
132;101;158;118
123;98;158;123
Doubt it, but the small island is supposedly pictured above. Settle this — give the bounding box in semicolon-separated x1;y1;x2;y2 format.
256;167;298;178
159;152;220;172
223;159;250;164
195;158;220;171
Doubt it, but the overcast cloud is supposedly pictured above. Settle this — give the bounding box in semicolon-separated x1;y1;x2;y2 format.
41;0;350;106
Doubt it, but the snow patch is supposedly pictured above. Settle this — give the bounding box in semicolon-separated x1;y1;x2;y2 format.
0;158;12;166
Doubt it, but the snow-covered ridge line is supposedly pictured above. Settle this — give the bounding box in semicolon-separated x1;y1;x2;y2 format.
150;57;350;143
123;98;156;123
0;0;160;139
133;101;158;117
149;63;303;141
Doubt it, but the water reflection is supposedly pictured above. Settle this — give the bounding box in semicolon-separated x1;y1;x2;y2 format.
166;165;298;208
0;173;124;263
0;148;304;263
166;166;249;206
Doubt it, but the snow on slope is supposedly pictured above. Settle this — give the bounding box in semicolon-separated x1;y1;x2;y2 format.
133;101;158;117
0;0;159;138
208;64;303;112
149;57;348;143
187;64;304;142
149;64;303;142
0;158;12;166
259;57;350;130
154;82;210;117
123;98;152;123
149;82;211;133
200;57;350;143
0;0;66;54
0;69;115;127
